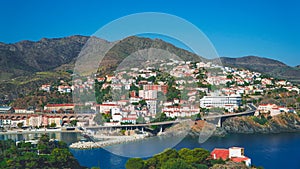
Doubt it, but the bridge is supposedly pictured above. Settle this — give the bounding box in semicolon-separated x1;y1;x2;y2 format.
85;120;184;129
85;120;188;133
202;104;257;127
0;113;94;124
84;104;257;132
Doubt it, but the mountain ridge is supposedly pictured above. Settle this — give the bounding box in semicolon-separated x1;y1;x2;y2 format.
0;35;299;85
219;56;300;82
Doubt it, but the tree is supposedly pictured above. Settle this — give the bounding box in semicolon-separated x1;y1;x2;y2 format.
161;158;193;169
166;87;180;101
70;120;78;126
50;122;56;128
136;116;146;124
125;158;144;169
38;134;50;154
17;122;23;129
139;99;147;107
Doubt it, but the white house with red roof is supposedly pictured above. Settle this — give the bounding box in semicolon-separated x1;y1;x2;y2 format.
58;85;72;93
211;147;251;167
40;84;51;92
99;102;119;114
256;103;289;116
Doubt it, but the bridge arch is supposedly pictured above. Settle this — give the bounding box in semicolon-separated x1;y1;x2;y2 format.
83;116;90;120
69;116;76;121
76;116;83;121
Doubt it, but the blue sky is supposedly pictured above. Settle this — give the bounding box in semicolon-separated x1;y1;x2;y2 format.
0;0;299;66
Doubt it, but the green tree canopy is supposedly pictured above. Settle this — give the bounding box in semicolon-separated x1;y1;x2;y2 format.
125;158;144;169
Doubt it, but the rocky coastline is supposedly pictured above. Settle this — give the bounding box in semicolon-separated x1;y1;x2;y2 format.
222;113;300;134
190;113;300;137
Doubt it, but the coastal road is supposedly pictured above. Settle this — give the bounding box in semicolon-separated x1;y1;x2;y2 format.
202;103;257;119
85;119;191;129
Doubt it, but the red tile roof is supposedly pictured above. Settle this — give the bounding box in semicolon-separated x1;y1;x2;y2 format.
231;157;250;163
46;104;74;107
211;148;229;160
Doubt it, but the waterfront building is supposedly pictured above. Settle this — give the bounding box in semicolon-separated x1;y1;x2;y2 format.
211;147;251;167
256;104;291;116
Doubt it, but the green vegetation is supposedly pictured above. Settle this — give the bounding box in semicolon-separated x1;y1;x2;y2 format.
70;120;78;126
0;134;85;169
166;86;181;101
252;116;268;125
49;122;57;128
95;78;113;104
125;148;225;169
17;122;23;129
152;113;176;123
93;113;112;125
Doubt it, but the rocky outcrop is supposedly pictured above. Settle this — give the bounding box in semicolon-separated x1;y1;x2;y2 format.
210;161;253;169
222;113;300;134
190;120;227;137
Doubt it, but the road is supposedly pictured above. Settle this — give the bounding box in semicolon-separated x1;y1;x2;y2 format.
85;119;190;129
86;104;257;129
202;103;257;119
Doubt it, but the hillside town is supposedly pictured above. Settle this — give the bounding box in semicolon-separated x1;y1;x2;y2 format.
0;59;299;130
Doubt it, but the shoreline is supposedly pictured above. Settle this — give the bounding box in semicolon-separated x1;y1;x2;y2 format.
0;128;81;135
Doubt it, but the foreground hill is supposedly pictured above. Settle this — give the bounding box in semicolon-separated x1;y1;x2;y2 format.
220;56;300;82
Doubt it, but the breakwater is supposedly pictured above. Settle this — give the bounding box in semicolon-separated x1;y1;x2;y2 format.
69;134;148;149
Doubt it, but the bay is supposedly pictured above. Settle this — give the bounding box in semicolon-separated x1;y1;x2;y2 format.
1;132;299;169
70;132;300;169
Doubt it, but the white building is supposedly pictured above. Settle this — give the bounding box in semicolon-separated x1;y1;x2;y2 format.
99;103;119;114
139;90;157;99
58;85;72;93
146;99;157;116
256;104;289;116
211;147;251;167
229;147;251;167
200;95;242;110
163;105;199;118
111;108;123;122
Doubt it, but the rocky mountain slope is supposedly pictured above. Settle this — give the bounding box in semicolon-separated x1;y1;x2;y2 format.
0;35;202;100
0;35;89;80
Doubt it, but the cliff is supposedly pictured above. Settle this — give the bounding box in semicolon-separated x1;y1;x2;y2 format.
222;113;300;134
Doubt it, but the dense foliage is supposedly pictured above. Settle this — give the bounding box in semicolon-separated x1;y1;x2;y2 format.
125;148;225;169
0;134;86;169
